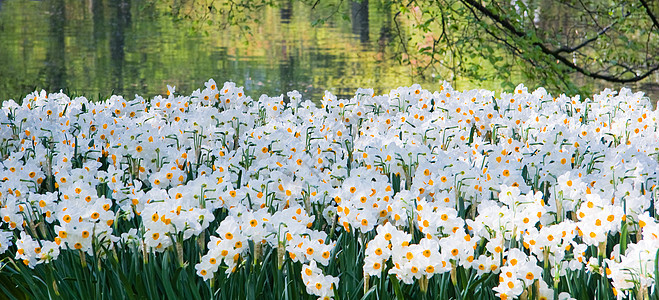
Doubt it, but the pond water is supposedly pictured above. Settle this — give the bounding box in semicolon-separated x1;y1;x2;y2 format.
0;0;657;102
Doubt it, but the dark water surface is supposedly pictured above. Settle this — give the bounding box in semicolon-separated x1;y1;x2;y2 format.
0;0;657;102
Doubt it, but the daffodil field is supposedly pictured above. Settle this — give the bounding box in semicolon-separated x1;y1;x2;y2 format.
0;79;658;300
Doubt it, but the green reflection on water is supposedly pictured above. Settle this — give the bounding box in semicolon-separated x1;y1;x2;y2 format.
0;0;656;102
0;0;435;101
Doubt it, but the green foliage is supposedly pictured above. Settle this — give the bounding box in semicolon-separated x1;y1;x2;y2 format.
0;214;506;299
293;0;658;98
375;0;659;97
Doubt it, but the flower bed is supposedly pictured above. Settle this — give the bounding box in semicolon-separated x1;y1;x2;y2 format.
0;80;657;299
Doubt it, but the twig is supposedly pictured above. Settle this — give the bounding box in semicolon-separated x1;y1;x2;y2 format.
393;0;417;77
639;0;659;29
459;0;659;83
551;19;620;55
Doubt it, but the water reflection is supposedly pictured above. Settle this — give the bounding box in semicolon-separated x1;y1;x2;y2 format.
45;0;66;92
92;0;104;42
376;1;391;53
1;0;433;101
351;0;369;45
0;0;656;103
280;1;292;24
109;0;131;95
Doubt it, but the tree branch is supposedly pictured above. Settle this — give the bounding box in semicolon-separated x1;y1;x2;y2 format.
551;19;618;55
393;0;417;75
577;0;602;28
639;0;659;29
459;0;659;83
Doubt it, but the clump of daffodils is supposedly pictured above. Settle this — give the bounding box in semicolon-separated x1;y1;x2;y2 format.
1;78;658;299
